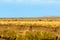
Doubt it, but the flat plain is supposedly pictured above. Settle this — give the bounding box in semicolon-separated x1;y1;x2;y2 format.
0;17;60;40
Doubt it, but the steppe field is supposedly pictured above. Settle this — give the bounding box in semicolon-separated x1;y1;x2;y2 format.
0;17;60;40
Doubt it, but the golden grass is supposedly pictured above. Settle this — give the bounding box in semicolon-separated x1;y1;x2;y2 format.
0;18;60;40
0;29;57;40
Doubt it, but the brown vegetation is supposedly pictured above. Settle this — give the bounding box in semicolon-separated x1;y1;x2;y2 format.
0;17;60;40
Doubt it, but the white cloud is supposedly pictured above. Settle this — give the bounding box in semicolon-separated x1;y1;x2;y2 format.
15;0;60;4
4;0;13;2
16;0;23;2
0;0;60;4
31;0;60;4
0;0;15;3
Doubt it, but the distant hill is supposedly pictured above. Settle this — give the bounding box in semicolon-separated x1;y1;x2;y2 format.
0;16;60;21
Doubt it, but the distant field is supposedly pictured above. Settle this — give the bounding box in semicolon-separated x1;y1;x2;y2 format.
0;17;60;40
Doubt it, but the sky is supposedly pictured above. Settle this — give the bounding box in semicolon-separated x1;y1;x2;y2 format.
0;0;60;17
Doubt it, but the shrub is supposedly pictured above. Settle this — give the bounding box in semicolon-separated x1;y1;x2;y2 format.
16;34;23;40
41;31;56;39
0;29;16;40
24;31;34;40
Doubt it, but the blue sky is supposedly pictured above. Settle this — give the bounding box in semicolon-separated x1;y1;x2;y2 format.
0;0;60;17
